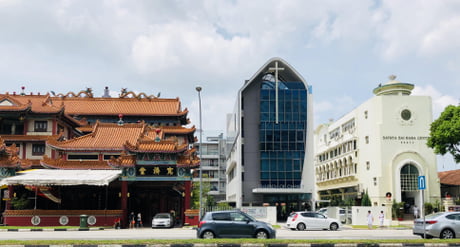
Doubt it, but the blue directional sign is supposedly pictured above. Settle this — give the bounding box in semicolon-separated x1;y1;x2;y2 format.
418;175;426;190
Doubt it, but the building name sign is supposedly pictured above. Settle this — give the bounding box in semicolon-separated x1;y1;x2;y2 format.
382;136;429;141
136;166;176;177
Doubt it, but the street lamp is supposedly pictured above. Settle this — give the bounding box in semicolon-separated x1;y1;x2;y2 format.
196;86;203;218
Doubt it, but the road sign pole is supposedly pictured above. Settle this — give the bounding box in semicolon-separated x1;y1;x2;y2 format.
418;175;426;239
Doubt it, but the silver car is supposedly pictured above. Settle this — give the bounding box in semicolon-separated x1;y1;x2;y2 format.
413;212;460;239
152;213;174;228
286;211;340;231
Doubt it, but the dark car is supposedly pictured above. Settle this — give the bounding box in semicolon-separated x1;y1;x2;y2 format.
413;212;460;239
196;210;276;239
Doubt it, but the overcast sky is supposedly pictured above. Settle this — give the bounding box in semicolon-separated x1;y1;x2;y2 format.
1;0;459;170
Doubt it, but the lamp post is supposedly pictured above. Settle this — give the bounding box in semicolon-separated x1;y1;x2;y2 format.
196;86;203;218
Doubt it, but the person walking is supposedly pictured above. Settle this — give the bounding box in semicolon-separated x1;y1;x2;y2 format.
413;205;419;219
378;211;384;228
367;210;374;229
129;212;135;229
136;212;143;228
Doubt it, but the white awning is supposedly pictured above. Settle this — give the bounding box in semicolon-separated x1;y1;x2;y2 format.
2;169;121;186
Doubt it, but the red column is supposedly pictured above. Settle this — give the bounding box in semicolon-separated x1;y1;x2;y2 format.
6;185;13;210
183;180;192;225
184;180;191;210
121;180;128;227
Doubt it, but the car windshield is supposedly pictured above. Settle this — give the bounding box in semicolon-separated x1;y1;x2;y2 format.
239;211;256;221
155;214;170;219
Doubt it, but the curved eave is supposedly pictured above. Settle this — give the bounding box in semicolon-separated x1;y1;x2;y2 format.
240;57;310;94
124;143;188;153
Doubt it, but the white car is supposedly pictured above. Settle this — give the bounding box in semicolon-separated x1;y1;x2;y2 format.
152;213;174;228
286;211;341;231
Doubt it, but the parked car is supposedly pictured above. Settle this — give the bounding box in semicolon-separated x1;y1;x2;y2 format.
196;210;276;239
413;212;460;239
286;211;341;231
152;213;174;228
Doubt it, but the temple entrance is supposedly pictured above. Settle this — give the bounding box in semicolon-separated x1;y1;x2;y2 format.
127;181;184;227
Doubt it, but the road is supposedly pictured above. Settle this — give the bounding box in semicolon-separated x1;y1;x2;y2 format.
0;227;419;240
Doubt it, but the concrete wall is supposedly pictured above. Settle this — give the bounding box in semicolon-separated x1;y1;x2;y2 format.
241;206;277;225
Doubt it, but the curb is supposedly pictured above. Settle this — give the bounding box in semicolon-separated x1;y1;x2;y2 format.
0;244;457;247
0;227;105;232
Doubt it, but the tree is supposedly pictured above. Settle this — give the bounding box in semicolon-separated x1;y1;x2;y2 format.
361;190;371;206
190;174;211;210
427;105;460;163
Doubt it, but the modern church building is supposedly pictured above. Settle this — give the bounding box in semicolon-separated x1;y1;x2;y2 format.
314;76;441;210
225;58;315;217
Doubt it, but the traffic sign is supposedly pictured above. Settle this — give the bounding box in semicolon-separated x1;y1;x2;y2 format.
418;175;426;190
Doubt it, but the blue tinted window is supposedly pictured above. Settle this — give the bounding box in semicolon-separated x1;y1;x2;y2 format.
259;81;308;188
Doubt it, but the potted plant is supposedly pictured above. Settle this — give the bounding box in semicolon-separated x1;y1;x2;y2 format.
392;200;404;221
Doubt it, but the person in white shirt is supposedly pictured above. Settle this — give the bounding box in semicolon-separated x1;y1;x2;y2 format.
367;210;374;229
378;211;384;228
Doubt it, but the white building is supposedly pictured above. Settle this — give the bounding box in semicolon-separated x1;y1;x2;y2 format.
193;133;227;203
225;57;315;216
314;76;441;210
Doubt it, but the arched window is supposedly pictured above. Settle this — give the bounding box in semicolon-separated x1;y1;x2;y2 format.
400;163;419;191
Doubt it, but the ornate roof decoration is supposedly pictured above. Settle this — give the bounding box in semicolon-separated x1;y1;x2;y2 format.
119;88;161;99
54;88;94;98
0;137;32;169
0;89;188;117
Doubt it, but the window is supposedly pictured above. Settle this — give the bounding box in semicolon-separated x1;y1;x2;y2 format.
34;121;48;132
68;154;99;160
400;164;419;191
32;144;45;155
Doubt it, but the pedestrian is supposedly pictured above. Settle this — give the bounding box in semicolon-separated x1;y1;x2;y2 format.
367;210;374;229
129;212;135;229
113;217;121;229
378;211;384;228
136;212;143;228
413;205;419;219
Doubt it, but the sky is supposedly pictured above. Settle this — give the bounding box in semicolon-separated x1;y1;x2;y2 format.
1;0;459;170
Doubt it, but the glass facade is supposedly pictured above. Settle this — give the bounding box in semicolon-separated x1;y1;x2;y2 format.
259;80;307;188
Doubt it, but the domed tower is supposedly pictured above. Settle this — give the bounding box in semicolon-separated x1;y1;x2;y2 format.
373;75;414;96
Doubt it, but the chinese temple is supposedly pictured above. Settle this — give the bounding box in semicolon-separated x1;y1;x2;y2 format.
0;87;199;227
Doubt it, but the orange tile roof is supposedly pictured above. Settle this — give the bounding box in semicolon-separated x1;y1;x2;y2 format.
1;134;60;142
124;141;188;153
0;93;188;117
47;121;146;151
162;125;196;134
41;155;114;170
0;94;63;114
438;170;460;186
108;153;136;168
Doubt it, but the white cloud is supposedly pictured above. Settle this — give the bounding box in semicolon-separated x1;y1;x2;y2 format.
375;1;460;60
412;85;458;118
187;93;234;133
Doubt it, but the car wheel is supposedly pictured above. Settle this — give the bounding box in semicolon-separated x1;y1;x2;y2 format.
440;229;455;239
255;230;268;239
201;230;215;239
297;223;306;231
329;223;339;231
